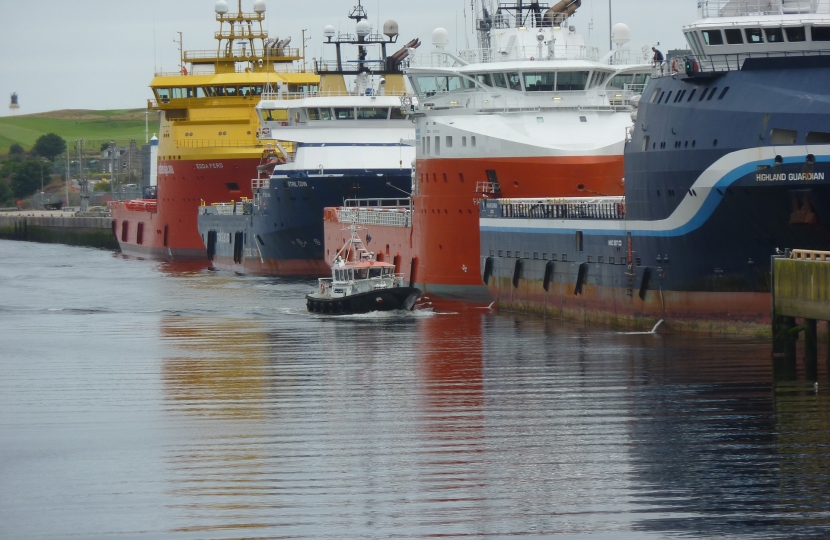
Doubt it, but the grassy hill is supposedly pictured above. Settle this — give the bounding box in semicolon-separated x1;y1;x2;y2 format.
0;109;152;154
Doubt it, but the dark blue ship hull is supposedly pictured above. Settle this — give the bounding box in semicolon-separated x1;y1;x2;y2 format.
198;170;411;276
480;56;830;333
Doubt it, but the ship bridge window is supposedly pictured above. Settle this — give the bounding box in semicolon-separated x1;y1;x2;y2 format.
588;70;610;88
368;268;382;278
156;88;171;102
771;128;797;145
556;71;589;91
807;131;830;144
390;108;406;120
261;108;288;122
785;26;806;42
416;76;438;97
745;28;764;43
702;29;724;45
357;107;389;120
335;107;355;120
523;72;556;91
812;26;830;41
307;108;321;120
507;72;522;91
436;76;464;93
475;73;493;86
208;86;227;97
319;108;333;120
238;85;261;97
492;73;508;88
764;28;784;43
725;28;744;44
225;86;238;97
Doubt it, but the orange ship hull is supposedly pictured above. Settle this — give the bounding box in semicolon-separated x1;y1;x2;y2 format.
324;154;625;303
111;157;256;260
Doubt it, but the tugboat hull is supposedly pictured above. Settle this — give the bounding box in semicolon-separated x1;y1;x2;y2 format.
306;287;421;315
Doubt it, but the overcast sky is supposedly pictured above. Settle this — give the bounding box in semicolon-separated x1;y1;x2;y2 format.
0;0;697;116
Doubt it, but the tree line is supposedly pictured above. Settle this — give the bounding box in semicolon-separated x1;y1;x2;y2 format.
0;134;66;207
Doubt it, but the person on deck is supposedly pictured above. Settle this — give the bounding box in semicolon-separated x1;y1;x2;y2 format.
652;47;665;75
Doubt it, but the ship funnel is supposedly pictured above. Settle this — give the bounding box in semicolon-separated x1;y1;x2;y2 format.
544;0;581;27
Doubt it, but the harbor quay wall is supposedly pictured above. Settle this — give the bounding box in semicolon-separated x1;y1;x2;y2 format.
0;214;118;251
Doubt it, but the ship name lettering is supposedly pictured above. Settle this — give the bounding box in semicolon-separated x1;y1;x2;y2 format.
158;165;174;175
788;172;825;181
608;239;623;247
285;180;308;187
195;163;224;169
755;173;787;182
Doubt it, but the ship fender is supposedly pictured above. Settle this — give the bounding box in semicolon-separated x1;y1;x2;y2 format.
543;261;555;292
639;267;651;300
482;257;494;285
574;263;588;296
512;259;523;289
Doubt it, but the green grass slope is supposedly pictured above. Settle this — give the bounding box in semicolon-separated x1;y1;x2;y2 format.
0;109;152;154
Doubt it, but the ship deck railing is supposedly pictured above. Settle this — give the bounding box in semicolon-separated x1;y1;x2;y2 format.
175;139;265;149
416;88;642;113
408;45;601;68
182;48;301;62
486;197;626;220
699;0;819;18
259;89;411;100
655;49;830;76
200;200;253;216
335;198;412;228
791;249;830;261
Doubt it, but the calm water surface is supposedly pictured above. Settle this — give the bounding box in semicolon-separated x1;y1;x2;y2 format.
1;239;829;539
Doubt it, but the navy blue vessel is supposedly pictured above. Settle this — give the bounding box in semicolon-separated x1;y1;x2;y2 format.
479;1;830;333
197;2;417;275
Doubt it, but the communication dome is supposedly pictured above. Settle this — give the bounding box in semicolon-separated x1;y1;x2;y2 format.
432;27;449;47
383;20;399;38
611;23;631;46
215;0;228;14
356;20;371;37
324;25;336;39
253;0;266;13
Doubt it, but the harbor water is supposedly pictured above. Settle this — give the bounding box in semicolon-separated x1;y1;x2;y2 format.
1;239;829;539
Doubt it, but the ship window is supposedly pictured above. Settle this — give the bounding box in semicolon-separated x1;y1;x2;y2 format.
650;87;662;103
609;257;615;264
707;88;717;100
687;88;697;101
807;131;830;144
664;91;673;103
462;77;477;89
498;250;503;257
194;87;207;98
523;72;556;91
562;254;567;262
416;77;437;96
390;108;406;120
492;73;508;88
642;135;650;152
435;136;441;156
812;26;830;41
771;129;797;145
171;88;183;99
156;88;171;102
436;76;463;93
225;86;238;96
745;28;764;43
699;88;709;101
725;28;744;44
576;231;583;253
250;85;264;96
369;268;382;278
210;86;227;96
226;182;240;191
307;108;321;120
121;221;128;242
785;26;806;42
471;136;477;147
507;72;522;90
718;87;730;99
319;108;333;120
425;136;430;155
334;107;355;120
765;28;784;43
507;251;512;258
485;169;498;183
446;136;452;148
462;136;467;147
557;71;589;91
475;73;493;86
702;29;724;45
357;107;388;120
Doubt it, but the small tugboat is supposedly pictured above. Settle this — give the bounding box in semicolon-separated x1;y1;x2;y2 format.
306;226;420;314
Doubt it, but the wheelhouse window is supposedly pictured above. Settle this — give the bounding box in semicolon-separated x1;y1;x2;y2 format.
811;26;830;41
588;70;611;88
785;26;806;42
319;108;333;120
745;28;764;43
492;73;508;88
765;28;784;43
334;107;355;120
475;73;493;86
238;85;262;97
702;29;724;45
506;72;522;90
523;72;555;91
436;76;463;93
390;108;406;120
556;71;589;90
307;108;321;120
724;28;744;44
261;108;288;122
156;88;171;102
357;107;388;120
416;76;438;96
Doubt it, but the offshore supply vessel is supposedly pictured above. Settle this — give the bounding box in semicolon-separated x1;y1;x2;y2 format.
111;0;319;259
479;0;830;333
197;1;416;275
323;0;652;302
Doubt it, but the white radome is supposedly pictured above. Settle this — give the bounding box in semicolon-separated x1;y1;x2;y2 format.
356;20;371;37
383;20;399;38
324;25;336;39
253;0;266;13
215;0;229;14
611;23;631;46
432;27;449;47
